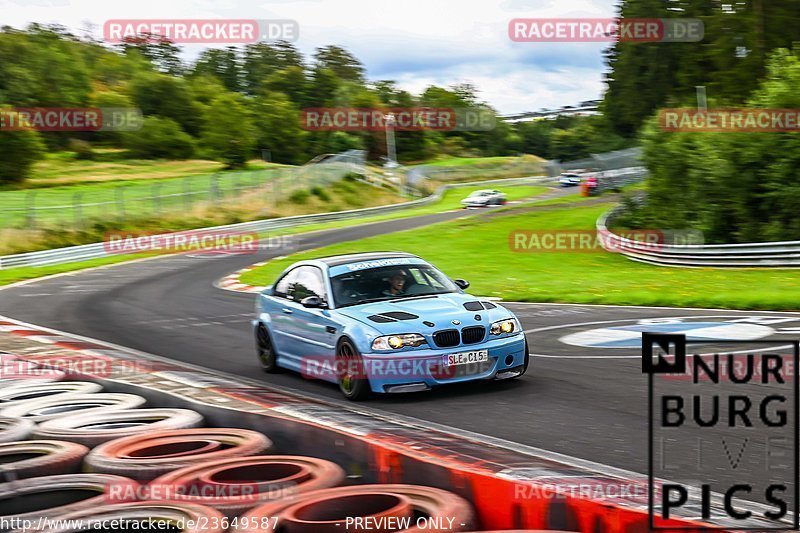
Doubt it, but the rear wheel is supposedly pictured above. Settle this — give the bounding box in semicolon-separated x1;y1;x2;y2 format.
256;325;280;373
336;339;371;401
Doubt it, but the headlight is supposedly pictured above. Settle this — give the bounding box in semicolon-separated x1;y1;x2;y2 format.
490;318;518;335
371;334;427;350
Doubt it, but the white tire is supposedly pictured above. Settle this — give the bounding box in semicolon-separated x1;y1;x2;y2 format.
0;393;146;422
0;473;135;523
0;381;103;409
0;416;34;443
0;440;89;480
33;408;204;447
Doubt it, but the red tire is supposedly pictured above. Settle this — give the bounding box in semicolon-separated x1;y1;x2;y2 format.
0;440;89;480
151;455;346;517
26;501;227;533
0;416;33;443
33;408;204;447
234;484;474;533
85;428;273;482
0;393;146;422
0;473;136;523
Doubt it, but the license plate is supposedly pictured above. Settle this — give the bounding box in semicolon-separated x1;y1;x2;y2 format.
444;350;489;367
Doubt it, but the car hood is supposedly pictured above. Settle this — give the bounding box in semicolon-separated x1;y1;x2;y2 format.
335;293;511;333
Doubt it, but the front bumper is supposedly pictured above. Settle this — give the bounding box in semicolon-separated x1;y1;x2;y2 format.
360;334;527;393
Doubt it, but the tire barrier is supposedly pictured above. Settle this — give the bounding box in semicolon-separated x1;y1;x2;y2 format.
0;393;146;422
86;428;274;482
0;381;103;408
0;360;65;388
32;408;205;447
234;484;475;533
0;473;136;524
0;440;89;480
0;416;33;443
13;501;228;533
151;455;347;517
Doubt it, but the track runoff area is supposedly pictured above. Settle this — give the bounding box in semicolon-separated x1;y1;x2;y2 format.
0;202;797;530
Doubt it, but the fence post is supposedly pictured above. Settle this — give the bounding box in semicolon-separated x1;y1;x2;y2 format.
73;192;84;228
115;187;125;218
210;175;220;203
152;183;161;214
183;177;191;211
26;190;36;229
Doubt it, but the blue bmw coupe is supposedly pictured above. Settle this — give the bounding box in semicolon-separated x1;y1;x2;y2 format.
253;252;529;400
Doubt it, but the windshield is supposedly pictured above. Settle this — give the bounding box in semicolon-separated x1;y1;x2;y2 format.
331;264;460;308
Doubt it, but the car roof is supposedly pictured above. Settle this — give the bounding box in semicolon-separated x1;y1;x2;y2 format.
316;252;420;267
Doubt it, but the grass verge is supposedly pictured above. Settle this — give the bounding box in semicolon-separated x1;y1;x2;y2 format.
240;201;800;311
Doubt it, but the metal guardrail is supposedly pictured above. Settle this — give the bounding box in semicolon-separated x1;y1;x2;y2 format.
0;176;551;270
598;206;800;267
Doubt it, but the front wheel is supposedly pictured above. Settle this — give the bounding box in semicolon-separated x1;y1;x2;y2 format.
256;325;280;373
336;338;371;401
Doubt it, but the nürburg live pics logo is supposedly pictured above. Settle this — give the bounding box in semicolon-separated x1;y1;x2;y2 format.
643;332;799;530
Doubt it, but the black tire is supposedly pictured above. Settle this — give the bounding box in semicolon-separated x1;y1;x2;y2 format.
256;324;280;373
336;338;371;401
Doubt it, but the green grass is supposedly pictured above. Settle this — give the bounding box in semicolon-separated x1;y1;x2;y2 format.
240;201;800;311
0;183;551;287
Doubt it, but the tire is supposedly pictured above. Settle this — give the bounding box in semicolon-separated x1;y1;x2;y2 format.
85;428;273;482
0;473;136;523
0;359;65;387
0;416;34;443
39;501;227;533
234;484;474;533
335;338;371;401
0;393;146;423
0;440;89;481
0;381;103;409
152;455;346;517
256;324;280;373
32;408;204;448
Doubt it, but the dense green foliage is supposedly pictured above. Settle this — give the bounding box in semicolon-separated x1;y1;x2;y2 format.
620;48;800;243
0;24;627;184
604;0;800;136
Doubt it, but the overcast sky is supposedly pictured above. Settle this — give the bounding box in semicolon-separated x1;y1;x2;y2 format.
3;0;618;114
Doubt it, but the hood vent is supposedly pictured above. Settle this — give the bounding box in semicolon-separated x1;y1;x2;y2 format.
463;301;498;311
367;311;419;323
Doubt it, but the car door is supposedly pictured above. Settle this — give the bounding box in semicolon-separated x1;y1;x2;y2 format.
275;266;339;373
269;267;303;357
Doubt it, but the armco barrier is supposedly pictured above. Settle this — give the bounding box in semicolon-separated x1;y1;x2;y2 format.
598;206;800;267
0;315;791;531
0;176;549;270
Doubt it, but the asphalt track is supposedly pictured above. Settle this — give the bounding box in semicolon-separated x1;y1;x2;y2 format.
2;193;798;504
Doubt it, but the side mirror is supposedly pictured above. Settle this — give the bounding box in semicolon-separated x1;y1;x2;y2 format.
454;278;470;290
300;296;328;309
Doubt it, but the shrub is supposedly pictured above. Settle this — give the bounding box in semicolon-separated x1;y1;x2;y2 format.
123;116;194;159
289;189;310;204
68;138;94;160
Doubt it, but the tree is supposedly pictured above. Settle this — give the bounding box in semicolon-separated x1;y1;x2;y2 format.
263;66;308;107
201;93;254;168
250;92;308;164
313;45;365;83
129;72;203;135
0;107;44;184
123;116;194;159
192;47;242;92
